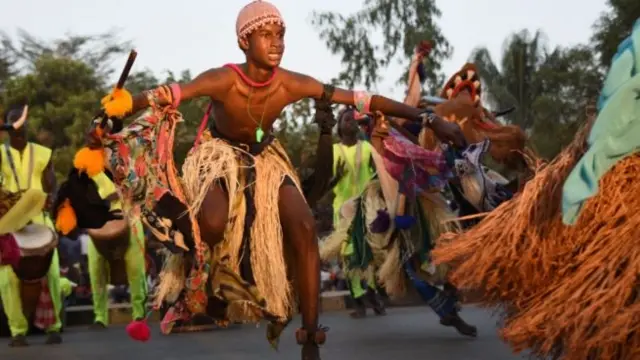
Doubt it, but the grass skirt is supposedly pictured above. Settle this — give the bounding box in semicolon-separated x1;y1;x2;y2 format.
432;120;640;359
158;134;301;324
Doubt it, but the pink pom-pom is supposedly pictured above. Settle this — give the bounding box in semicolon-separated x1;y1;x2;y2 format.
126;320;151;342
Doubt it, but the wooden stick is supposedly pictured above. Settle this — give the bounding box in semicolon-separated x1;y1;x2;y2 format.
116;50;138;89
99;49;138;129
441;212;490;224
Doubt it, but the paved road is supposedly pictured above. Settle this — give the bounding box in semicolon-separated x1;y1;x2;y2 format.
1;306;525;360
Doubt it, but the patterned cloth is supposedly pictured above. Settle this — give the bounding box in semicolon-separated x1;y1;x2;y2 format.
100;101;292;347
33;278;55;330
382;129;452;196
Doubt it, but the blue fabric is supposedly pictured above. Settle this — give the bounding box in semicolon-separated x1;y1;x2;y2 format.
403;262;456;318
562;18;640;225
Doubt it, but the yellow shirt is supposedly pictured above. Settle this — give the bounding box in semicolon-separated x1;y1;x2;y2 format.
0;142;53;228
332;140;375;224
90;171;123;212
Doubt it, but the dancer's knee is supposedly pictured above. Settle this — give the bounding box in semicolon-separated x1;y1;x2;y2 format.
198;183;229;245
280;192;316;238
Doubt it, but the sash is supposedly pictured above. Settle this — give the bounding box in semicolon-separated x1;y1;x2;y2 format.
3;143;34;191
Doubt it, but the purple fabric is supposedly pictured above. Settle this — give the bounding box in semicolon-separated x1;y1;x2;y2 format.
382;129;452;195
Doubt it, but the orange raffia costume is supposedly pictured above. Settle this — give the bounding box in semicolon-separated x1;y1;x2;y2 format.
432;19;640;360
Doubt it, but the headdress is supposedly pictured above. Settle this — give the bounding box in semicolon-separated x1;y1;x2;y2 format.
236;0;285;40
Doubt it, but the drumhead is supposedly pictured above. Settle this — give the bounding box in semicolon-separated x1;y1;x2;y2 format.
13;224;56;250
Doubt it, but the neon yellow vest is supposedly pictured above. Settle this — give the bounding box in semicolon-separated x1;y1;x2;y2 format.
90;171;123;212
0;142;53;228
332;140;375;224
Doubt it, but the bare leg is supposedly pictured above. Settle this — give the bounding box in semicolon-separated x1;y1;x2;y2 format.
278;184;321;360
198;183;230;248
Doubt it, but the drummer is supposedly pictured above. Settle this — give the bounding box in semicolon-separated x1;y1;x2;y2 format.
0;105;63;346
84;172;147;330
55;166;148;330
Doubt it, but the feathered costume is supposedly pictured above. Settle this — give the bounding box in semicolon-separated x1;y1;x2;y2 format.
432;18;640;359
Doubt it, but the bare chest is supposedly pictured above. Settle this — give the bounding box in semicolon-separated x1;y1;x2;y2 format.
212;82;292;142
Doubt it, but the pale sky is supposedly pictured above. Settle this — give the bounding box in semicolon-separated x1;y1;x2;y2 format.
2;0;607;99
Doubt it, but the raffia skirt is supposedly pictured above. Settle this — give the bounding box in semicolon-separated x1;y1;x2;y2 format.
432;121;640;359
157;132;301;330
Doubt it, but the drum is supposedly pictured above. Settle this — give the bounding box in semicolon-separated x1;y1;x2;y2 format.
11;224;58;319
12;224;58;281
87;218;130;286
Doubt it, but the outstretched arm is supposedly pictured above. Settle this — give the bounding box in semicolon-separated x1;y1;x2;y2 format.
284;71;466;147
287;74;425;123
128;67;235;115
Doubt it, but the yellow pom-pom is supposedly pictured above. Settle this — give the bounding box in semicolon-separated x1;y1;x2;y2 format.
73;147;105;177
101;88;133;118
56;199;77;235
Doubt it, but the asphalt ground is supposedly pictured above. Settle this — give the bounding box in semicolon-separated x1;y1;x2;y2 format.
1;306;526;360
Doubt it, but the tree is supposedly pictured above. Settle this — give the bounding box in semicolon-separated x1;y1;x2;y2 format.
469;30;604;159
469;30;548;130
529;45;602;158
275;98;323;169
311;0;452;93
1;29;131;81
591;0;640;69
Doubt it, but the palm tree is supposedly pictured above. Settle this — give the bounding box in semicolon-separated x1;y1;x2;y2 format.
468;29;548;130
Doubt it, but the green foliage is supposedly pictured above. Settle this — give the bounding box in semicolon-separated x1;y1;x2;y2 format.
0;31;130;181
591;0;640;69
469;30;605;159
311;0;452;93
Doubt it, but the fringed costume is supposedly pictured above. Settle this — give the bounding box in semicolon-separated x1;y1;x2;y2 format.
432;19;640;359
175;127;302;327
323;121;478;335
322;110;386;317
68;83;308;345
321;163;386;317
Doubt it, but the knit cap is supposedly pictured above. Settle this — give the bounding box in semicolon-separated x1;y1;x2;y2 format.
236;1;285;39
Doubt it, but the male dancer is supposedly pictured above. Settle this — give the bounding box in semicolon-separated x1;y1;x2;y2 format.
331;108;385;318
0;106;62;346
96;1;465;357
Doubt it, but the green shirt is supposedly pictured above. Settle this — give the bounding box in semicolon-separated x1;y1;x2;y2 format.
332;140;375;224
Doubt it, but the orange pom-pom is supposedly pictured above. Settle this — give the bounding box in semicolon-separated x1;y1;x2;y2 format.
56;199;77;235
73;147;105;177
101;88;133;118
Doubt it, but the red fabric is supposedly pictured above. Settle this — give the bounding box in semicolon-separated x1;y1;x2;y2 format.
33;279;56;330
0;233;20;267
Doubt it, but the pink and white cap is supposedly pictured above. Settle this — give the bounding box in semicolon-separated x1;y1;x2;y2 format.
236;1;285;40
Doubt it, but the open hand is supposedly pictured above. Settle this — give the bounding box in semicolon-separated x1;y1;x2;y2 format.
370;111;389;138
426;114;467;148
416;40;433;59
